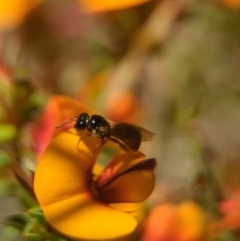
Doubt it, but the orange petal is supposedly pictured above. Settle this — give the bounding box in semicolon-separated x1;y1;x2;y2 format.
31;98;58;157
108;152;147;174
79;0;151;13
97;151;146;187
34;128;137;239
99;170;155;203
97;152;155;190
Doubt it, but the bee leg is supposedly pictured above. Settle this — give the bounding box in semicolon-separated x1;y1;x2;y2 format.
77;131;91;150
91;137;108;156
91;140;103;156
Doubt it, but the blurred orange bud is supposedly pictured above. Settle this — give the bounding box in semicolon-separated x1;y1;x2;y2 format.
105;89;140;122
142;201;206;241
78;0;151;13
0;0;42;31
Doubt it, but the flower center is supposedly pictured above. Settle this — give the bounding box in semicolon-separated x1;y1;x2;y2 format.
90;179;100;197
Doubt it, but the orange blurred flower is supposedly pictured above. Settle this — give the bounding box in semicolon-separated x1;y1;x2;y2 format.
105;89;141;122
142;201;206;241
0;0;42;31
33;98;156;240
219;190;240;230
77;71;140;123
79;0;152;13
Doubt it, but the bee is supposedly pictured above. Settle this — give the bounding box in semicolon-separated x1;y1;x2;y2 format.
56;113;155;153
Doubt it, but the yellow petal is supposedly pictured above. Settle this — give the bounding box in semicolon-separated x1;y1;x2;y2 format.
110;202;146;222
79;0;151;13
34;128;137;239
99;170;155;203
34;128;99;206
44;193;137;240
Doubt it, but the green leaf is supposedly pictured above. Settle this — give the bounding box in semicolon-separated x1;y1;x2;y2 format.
4;213;30;230
2;226;21;241
0;181;17;196
28;206;42;215
28;207;45;223
16;184;37;208
23;221;35;234
0;123;17;143
23;233;43;241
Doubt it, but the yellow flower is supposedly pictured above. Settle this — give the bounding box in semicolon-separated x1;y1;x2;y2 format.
34;119;155;239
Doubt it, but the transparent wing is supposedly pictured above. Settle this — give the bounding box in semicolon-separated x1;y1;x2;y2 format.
132;125;155;141
107;119;155;142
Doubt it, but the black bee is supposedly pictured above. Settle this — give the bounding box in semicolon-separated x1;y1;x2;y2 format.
56;113;155;153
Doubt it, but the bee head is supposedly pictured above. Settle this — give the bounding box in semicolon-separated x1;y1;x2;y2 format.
74;113;89;130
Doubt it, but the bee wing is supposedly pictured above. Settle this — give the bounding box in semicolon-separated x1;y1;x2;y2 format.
132;125;155;141
107;119;155;142
108;121;142;152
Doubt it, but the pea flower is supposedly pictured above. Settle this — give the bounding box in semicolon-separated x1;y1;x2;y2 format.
34;119;155;240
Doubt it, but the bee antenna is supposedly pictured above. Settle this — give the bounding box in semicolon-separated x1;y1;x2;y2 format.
55;116;78;129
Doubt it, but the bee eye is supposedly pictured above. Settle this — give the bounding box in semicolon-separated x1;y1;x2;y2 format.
74;113;89;130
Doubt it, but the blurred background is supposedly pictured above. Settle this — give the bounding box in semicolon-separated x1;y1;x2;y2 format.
1;0;240;240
